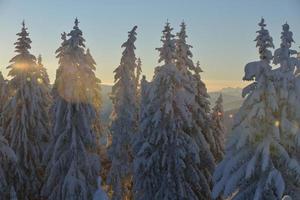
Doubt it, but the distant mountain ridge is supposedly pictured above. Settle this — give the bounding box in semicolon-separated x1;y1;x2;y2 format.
209;87;244;111
100;84;245;124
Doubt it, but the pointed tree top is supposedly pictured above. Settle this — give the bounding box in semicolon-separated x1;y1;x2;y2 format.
283;22;290;31
74;18;79;28
61;32;66;41
124;25;138;45
179;21;187;34
137;57;142;64
19;20;28;34
180;21;186;29
258;18;266;28
22;20;26;29
164;21;172;31
121;25;137;50
280;22;294;47
254;18;274;62
195;61;203;74
10;19;33;63
213;93;224;120
129;25;138;35
156;22;176;64
161;20;174;36
177;21;188;41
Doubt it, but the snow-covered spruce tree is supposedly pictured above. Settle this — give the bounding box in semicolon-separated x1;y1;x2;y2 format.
2;21;50;200
273;23;298;73
272;22;298;97
133;22;209;200
192;61;216;171
211;94;225;163
49;32;69;132
176;22;215;188
272;22;298;99
134;75;151;156
107;25;139;200
41;18;101;200
175;22;195;71
36;55;50;87
212;18;300;200
34;54;52;148
0;72;18;200
52;32;68;101
273;23;300;198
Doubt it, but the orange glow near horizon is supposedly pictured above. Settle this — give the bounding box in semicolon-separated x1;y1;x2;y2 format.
101;79;248;92
197;79;248;92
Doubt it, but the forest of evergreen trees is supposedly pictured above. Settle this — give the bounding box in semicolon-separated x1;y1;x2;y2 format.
0;18;300;200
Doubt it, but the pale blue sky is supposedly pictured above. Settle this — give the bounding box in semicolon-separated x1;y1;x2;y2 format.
0;0;299;91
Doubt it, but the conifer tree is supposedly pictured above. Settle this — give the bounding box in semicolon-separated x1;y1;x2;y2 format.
2;21;50;199
49;32;68;131
211;94;225;163
212;18;300;200
0;72;20;199
36;55;50;87
134;22;209;200
133;74;150;156
107;26;139;200
35;55;52;148
273;23;300;198
41;18;101;200
192;61;217;170
176;22;215;190
273;23;298;73
52;32;68;101
272;22;298;99
0;73;21;199
176;22;195;71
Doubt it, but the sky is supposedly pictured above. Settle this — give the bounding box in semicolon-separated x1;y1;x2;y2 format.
0;0;299;91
